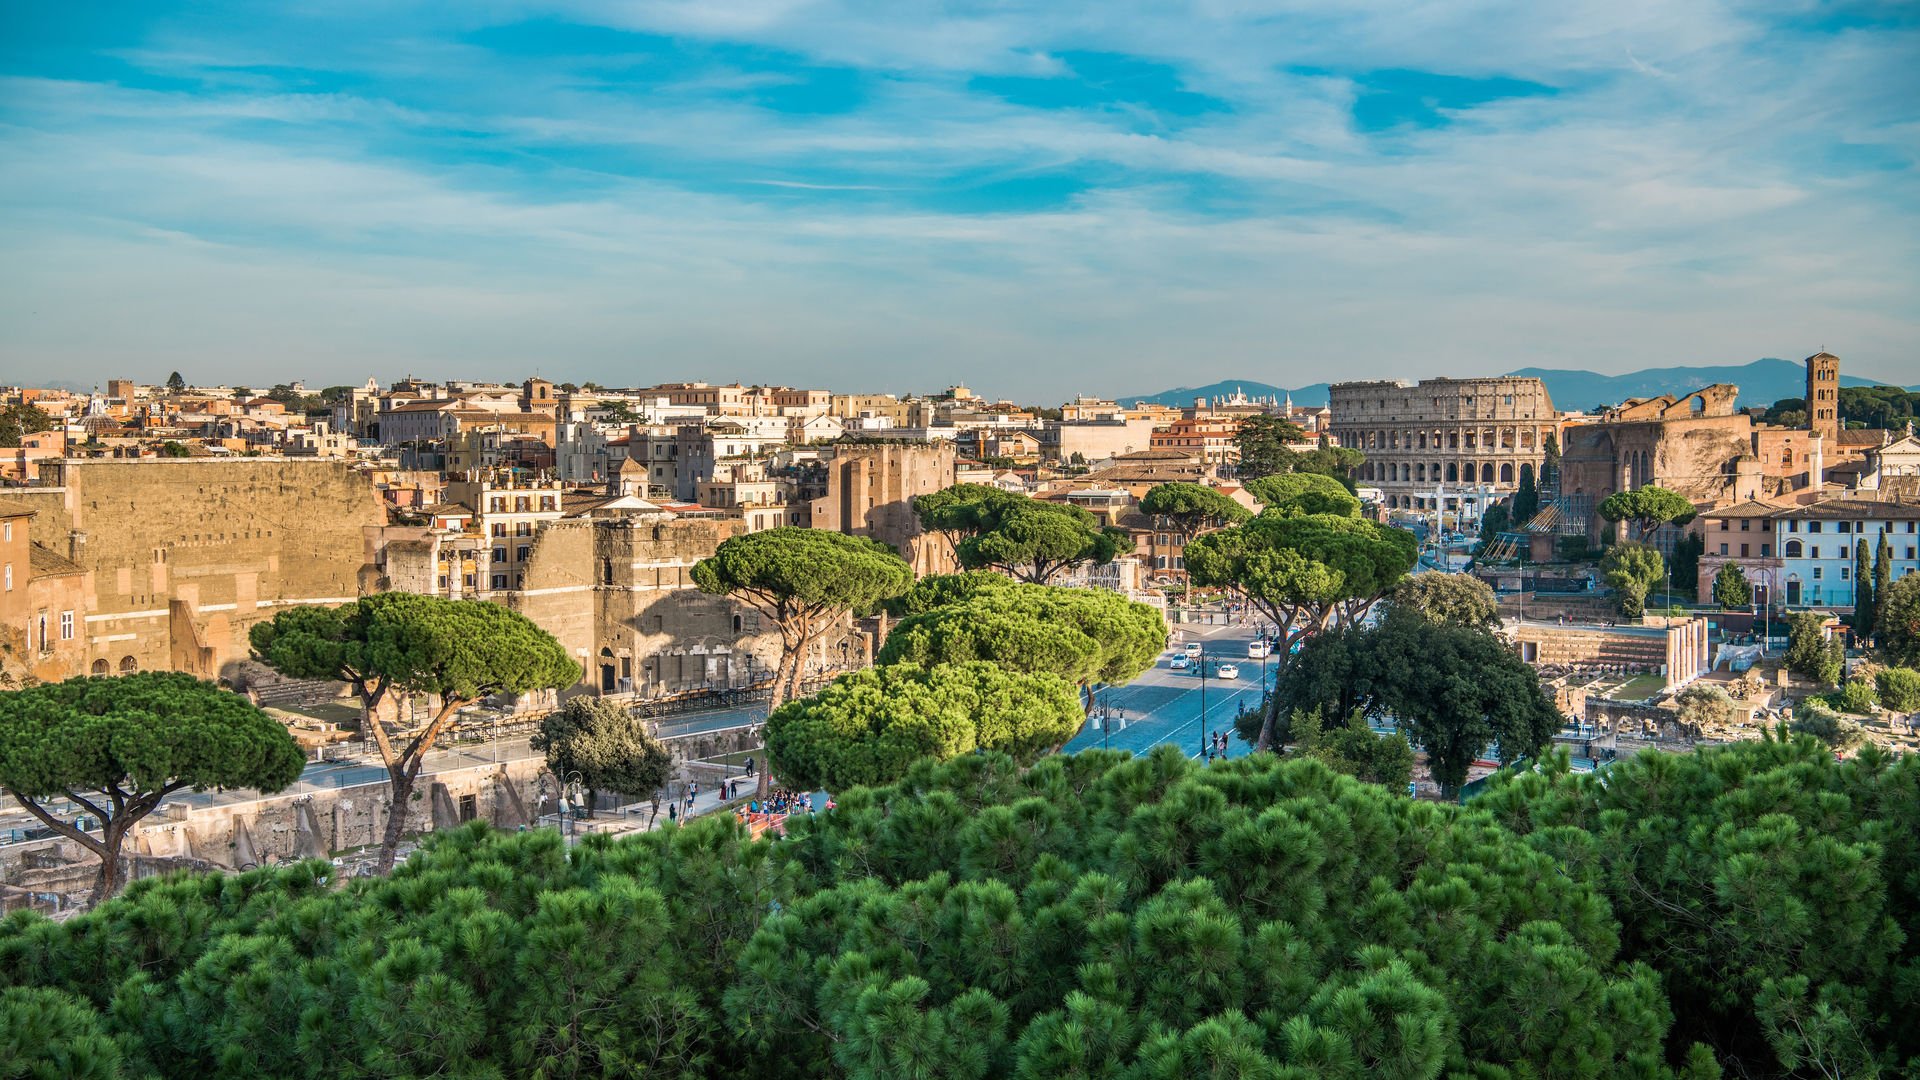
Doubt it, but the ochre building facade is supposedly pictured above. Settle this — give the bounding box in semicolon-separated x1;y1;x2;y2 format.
11;458;389;682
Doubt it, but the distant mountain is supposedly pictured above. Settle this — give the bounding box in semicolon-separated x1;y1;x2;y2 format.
1504;358;1916;413
1120;380;1330;408
1122;359;1915;415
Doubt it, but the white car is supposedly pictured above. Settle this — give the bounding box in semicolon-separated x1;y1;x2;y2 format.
1184;641;1203;657
1169;654;1192;669
1247;640;1271;659
1216;663;1241;681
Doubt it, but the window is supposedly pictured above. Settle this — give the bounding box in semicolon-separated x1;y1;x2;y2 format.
491;523;506;537
1719;544;1728;555
1909;548;1917;560
1814;567;1823;580
516;545;531;562
60;611;73;640
458;794;476;823
540;496;555;511
1760;544;1770;557
37;614;48;651
2;564;8;590
1841;566;1850;581
489;497;505;512
2;522;8;541
1740;544;1749;557
1808;521;1821;532
1787;521;1798;532
492;547;506;563
1740;519;1750;531
1838;521;1851;533
1720;520;1729;531
463;573;476;587
1811;546;1820;559
438;575;450;590
492;574;508;589
119;656;137;674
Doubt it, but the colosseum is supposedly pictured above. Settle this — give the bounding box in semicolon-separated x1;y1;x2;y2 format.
1328;376;1557;511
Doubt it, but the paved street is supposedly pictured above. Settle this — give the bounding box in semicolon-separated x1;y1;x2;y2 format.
1063;621;1276;761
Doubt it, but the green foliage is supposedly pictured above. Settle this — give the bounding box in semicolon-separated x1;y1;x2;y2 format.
1873;532;1893;641
1712;561;1752;610
1230;414;1308;479
0;403;54;449
1557;533;1591;562
1242;471;1350;511
1512;462;1539;524
1790;701;1864;751
1785;612;1844;686
0;985;126;1080
165;371;185;391
249;593;579;870
1475;501;1510;556
1853;540;1876;638
878;583;1165;691
883;570;1014;617
913;483;1025;548
1478;736;1920;1075
1258;620;1560;795
1882;572;1920;667
1289;706;1415;790
1188;512;1418;750
1597;486;1697;541
1832;676;1877;715
1601;542;1664;618
1874;666;1920;711
531;696;674;801
1540;432;1560;490
1;748;1757;1080
693;528;913;703
950;497;1131;585
1670;533;1704;593
763;662;1083;790
157;441;191;458
0;673;305;900
1673;683;1734;729
1138;483;1251;533
1382;572;1501;631
1835;383;1920;430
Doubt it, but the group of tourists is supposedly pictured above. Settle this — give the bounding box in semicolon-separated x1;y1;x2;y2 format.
748;789;814;817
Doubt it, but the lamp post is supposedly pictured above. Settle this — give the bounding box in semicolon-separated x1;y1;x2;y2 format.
1198;645;1207;760
561;769;584;846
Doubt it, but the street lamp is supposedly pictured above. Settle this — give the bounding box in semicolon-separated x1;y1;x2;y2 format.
1197;645;1207;760
560;770;584;846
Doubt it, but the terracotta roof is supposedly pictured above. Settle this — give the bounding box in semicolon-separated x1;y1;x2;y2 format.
28;543;82;576
1838;429;1888;446
0;499;38;519
1779;498;1920;519
1702;500;1788;518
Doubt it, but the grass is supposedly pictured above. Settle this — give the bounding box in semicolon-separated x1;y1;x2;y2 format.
1612;675;1668;701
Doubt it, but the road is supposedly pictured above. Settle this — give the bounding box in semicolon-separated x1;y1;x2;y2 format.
1064;621;1277;761
0;704;768;842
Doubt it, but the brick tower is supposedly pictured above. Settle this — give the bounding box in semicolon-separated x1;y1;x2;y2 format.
1805;352;1841;444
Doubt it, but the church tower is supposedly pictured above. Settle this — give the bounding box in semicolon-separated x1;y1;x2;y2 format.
1805;352;1841;445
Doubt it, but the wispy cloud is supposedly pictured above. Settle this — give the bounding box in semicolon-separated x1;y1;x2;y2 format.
0;1;1915;395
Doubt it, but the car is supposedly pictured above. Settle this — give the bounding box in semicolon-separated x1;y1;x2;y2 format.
1169;654;1192;669
1216;663;1240;680
1184;641;1203;657
1246;641;1271;659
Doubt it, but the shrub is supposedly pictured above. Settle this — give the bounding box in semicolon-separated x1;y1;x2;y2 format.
1875;667;1920;712
1833;677;1877;715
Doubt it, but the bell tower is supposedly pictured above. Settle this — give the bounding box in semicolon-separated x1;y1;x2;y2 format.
1805;351;1840;445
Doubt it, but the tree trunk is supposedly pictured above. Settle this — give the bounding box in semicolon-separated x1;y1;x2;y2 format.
90;820;129;901
374;762;419;874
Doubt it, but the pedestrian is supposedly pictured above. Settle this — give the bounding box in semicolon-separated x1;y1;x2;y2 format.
667;803;677;823
745;756;754;775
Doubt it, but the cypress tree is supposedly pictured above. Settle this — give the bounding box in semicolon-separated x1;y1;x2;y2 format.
1513;463;1538;525
1853;539;1874;638
1874;530;1893;641
1539;433;1560;491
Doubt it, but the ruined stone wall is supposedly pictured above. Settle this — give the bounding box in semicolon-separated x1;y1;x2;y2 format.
1559;414;1804;539
1328;376;1555;509
15;459;386;681
809;443;956;577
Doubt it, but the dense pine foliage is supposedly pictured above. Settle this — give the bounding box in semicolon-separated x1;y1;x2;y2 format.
2;736;1916;1079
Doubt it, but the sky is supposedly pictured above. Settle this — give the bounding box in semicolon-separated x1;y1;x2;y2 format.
1;1;1916;401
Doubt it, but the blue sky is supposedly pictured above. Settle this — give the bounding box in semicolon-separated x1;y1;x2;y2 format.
1;1;1916;399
